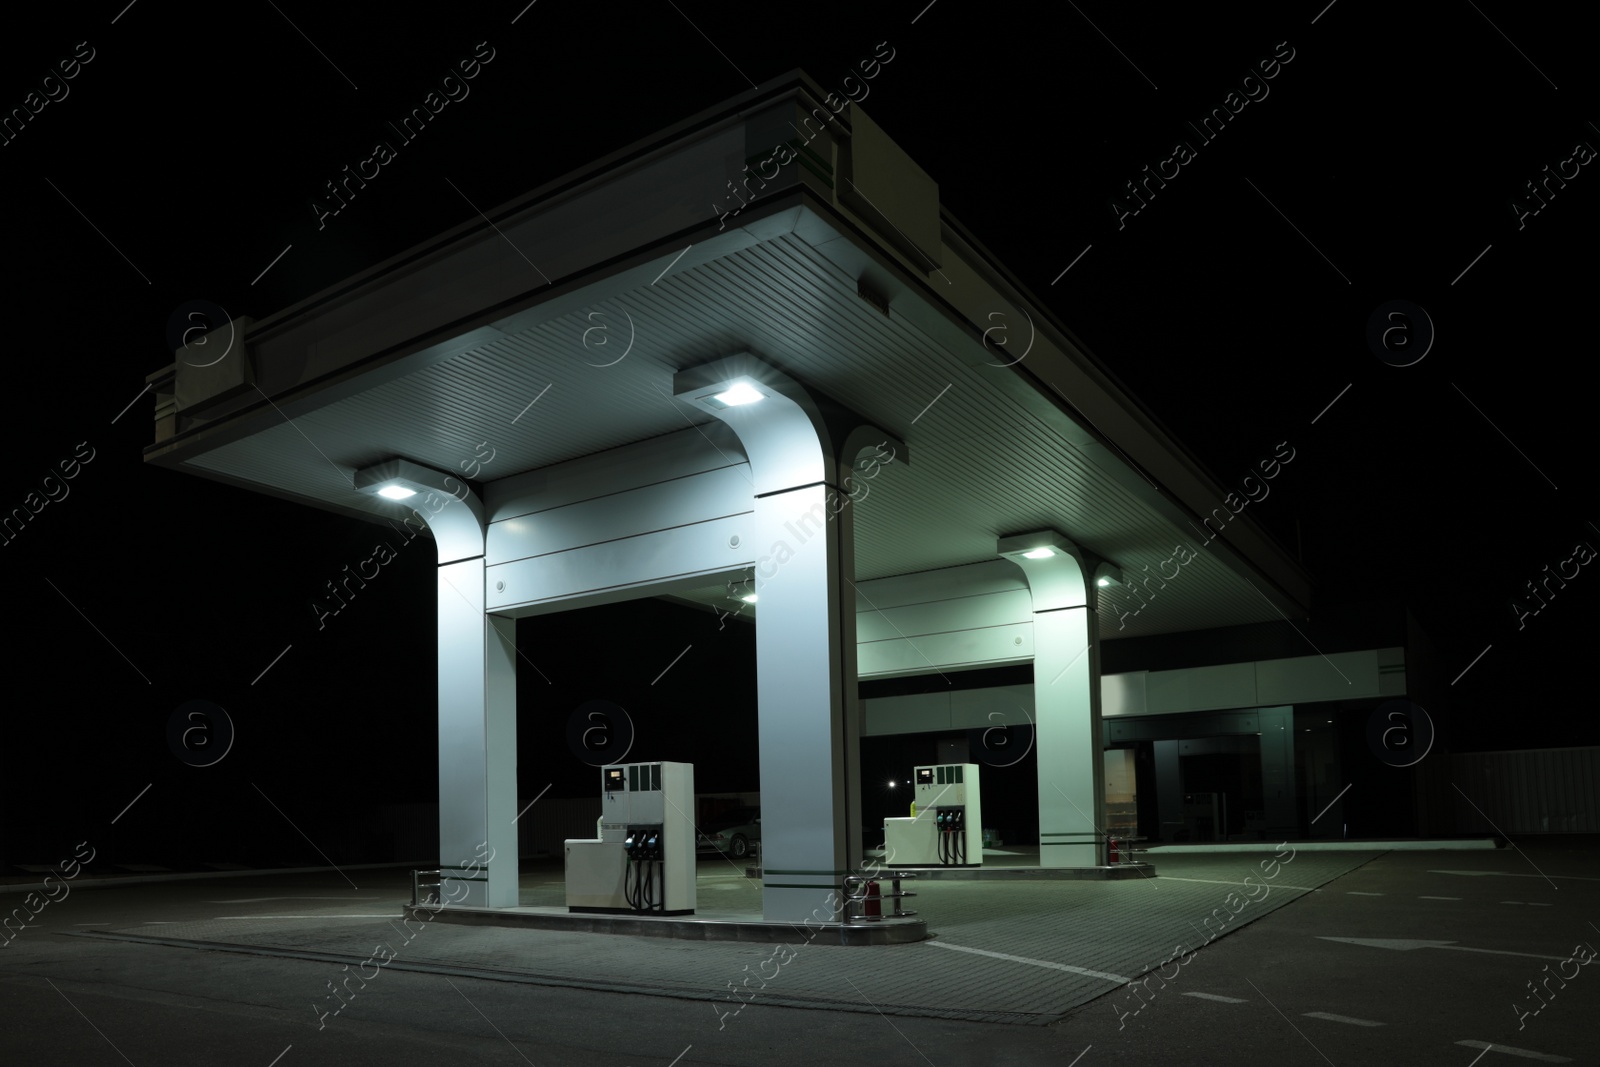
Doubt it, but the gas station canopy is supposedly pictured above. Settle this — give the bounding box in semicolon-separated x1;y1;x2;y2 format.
146;72;1322;921
146;71;1308;638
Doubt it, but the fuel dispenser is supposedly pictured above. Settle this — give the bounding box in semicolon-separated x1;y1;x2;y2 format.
883;763;982;867
564;761;696;914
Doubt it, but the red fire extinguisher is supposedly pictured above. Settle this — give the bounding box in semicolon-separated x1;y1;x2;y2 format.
1108;836;1120;865
865;879;882;918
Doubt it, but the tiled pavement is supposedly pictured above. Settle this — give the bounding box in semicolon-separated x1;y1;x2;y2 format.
85;850;1382;1025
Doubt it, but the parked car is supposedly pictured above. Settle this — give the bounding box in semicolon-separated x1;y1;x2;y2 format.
698;806;760;858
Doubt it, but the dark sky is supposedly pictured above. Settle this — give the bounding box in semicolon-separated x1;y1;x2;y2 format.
2;3;1594;865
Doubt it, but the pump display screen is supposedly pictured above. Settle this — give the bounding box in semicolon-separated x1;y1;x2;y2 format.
916;768;933;785
605;768;625;790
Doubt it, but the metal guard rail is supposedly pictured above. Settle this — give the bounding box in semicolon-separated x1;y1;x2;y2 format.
842;871;917;922
412;866;494;907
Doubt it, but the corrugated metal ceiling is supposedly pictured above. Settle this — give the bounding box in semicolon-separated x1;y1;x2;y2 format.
187;232;1282;638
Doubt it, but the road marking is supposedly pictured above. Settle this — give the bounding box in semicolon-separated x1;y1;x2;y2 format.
926;940;1129;983
1431;870;1600;883
215;914;404;919
206;897;379;904
1159;876;1323;892
1457;1039;1572;1062
1184;992;1247;1003
1419;896;1461;900
1430;870;1503;877
1346;891;1384;896
1304;1012;1384;1027
1319;937;1569;962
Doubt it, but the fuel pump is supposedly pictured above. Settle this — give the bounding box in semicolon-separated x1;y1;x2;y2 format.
935;806;967;864
565;762;696;914
883;763;983;867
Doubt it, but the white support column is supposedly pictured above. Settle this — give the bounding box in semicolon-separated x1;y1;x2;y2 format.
355;459;518;908
752;483;858;921
436;563;520;906
999;531;1114;868
674;356;902;922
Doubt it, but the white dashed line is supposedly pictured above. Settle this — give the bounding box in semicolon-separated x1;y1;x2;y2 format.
214;915;401;919
1457;1039;1572;1062
926;940;1129;983
1185;992;1248;1003
1158;876;1323;892
1304;1012;1384;1027
1346;891;1383;896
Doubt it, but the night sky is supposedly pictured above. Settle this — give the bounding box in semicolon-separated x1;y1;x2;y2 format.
2;3;1593;869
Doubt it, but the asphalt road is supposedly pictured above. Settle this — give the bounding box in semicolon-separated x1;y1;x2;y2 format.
1;841;1594;1066
1057;842;1598;1065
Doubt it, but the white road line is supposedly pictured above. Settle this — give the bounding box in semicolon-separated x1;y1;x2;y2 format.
1346;891;1384;896
214;914;402;919
926;940;1129;983
1457;1039;1572;1062
1319;937;1569;962
1432;870;1600;883
1184;992;1247;1003
207;897;378;904
1304;1012;1384;1027
1419;896;1461;900
1158;876;1323;892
